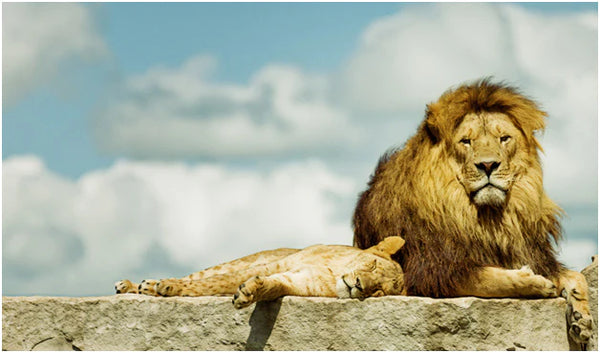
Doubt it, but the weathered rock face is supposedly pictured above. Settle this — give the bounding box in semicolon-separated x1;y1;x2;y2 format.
3;258;596;351
581;255;598;351
0;295;569;351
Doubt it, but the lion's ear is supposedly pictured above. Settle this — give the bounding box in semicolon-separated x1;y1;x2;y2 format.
425;104;441;144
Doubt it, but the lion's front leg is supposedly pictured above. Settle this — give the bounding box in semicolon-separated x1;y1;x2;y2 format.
455;266;558;298
555;269;594;346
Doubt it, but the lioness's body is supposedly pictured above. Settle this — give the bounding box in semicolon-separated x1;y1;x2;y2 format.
116;236;406;308
353;79;593;344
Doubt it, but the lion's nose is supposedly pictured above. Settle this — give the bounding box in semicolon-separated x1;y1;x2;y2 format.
475;161;500;176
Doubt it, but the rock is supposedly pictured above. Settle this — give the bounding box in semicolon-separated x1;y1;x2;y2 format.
31;337;77;351
582;254;598;351
2;295;569;350
3;257;597;351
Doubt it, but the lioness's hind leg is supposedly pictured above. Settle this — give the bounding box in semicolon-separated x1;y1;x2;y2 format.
156;263;279;297
557;270;594;345
138;279;159;296
185;248;299;280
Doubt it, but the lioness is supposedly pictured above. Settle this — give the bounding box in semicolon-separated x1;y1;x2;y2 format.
116;236;406;308
352;78;593;345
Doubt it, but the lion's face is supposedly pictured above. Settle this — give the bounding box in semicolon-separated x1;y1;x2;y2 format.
451;112;527;208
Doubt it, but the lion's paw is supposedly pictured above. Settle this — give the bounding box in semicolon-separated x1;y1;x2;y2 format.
526;276;557;298
232;276;264;309
564;290;594;345
568;309;593;345
115;279;138;294
531;276;558;298
138;279;159;296
516;266;557;298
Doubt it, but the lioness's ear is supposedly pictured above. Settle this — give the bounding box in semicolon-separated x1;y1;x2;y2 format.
380;236;406;254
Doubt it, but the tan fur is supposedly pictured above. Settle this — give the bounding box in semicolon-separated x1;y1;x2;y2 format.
352;78;593;344
116;237;406;309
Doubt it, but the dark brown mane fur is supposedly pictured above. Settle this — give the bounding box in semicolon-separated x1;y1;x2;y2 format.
352;78;564;298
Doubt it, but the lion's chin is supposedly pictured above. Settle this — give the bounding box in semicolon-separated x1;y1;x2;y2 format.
472;185;506;208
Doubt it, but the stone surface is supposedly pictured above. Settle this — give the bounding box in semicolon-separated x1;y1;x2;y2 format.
582;255;598;351
3;295;569;351
3;258;597;351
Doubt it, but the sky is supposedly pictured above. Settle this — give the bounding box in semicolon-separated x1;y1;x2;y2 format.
2;2;598;296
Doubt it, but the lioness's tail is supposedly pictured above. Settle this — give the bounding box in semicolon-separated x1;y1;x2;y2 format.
365;236;405;259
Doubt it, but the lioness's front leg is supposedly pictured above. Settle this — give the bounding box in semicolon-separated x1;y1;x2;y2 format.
455;266;557;298
232;267;337;309
555;269;593;345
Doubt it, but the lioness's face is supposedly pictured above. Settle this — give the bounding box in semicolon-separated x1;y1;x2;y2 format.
453;112;525;208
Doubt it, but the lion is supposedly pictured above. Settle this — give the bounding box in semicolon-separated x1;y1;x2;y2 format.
116;236;406;308
352;78;593;345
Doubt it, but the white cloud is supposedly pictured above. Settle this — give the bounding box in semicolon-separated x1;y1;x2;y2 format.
336;2;597;207
96;55;359;158
557;239;598;272
336;3;519;114
3;3;596;297
2;156;355;296
336;3;597;116
3;3;107;105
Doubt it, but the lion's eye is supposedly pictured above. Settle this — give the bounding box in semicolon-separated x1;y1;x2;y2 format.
460;138;471;145
500;135;511;143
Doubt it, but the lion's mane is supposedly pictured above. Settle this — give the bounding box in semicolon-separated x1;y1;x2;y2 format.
352;79;564;297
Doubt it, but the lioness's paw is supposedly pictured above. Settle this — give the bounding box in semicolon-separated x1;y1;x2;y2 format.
232;276;264;309
139;279;158;296
115;279;138;294
156;279;184;297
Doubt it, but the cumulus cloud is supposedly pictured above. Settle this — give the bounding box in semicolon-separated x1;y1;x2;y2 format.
3;156;355;296
337;4;596;113
337;3;519;114
3;3;107;105
4;3;596;296
336;2;597;206
96;55;359;158
557;239;598;272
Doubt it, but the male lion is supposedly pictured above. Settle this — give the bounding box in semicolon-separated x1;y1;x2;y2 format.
116;236;406;308
352;79;593;345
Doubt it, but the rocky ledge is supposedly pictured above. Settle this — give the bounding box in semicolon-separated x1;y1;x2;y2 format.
3;258;597;351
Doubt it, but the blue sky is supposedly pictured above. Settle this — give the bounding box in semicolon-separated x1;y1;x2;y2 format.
5;3;406;177
3;2;598;296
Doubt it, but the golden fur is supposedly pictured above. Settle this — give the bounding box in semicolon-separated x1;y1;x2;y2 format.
116;236;406;308
352;78;592;345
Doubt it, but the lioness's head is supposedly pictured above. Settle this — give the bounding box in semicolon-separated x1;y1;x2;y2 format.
424;79;546;209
